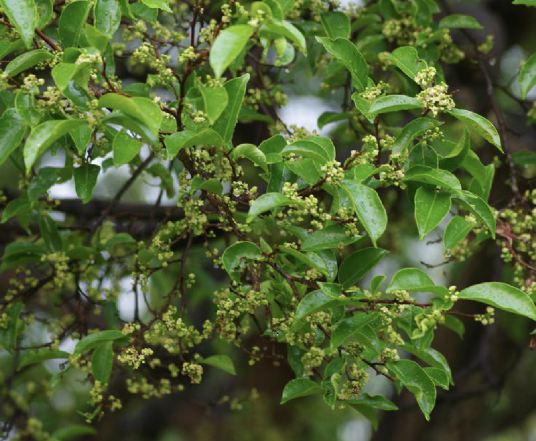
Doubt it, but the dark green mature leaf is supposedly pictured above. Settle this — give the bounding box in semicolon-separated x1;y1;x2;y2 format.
449;108;502;152
5;49;54;78
74;330;125;355
401;345;453;384
222;241;262;281
341;180;387;246
231;143;268;172
387;268;435;292
459;282;536;321
294;289;342;321
210;25;254;78
24;120;85;173
98;94;162;136
74;164;100;203
443;215;475;249
113;130;142;166
414;187;451;240
59;1;92;47
0;109;27;165
0;0;37;48
330;312;379;349
387;46;428;81
39;214;62;252
280;378;324;404
338;247;389;288
513;150;536;165
165;129;223;157
282;140;331;164
52;425;97;441
91;341;114;384
453;190;496;238
0;303;24;351
520;53;536;99
392;118;442;155
94;0;122;37
301;225;361;252
200;355;236;375
404;165;461;192
321;11;350;39
213;74;250;143
425;368;450;390
387;359;436;420
15;91;40;126
369;95;424;114
316;37;368;91
247;193;293;222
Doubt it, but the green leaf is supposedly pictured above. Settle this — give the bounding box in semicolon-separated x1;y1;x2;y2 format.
387;359;436;420
113;129;142;166
294;289;342;321
91;341;114;384
164;128;223;157
369;95;424;114
316;37;368;91
392;118;442;154
282;140;331;164
520;53;536;99
439;14;483;30
94;0;121;37
52;425;97;441
98;93;162;137
338;247;389;289
0;109;27;165
1;196;30;224
459;282;536;321
198;83;229;124
414;187;451;240
70;122;93;155
401;345;453;384
231;143;268;172
59;1;92;48
317;112;351;129
263;20;306;53
443;215;475;249
15;91;40;126
453;190;496;238
141;0;172;12
74;164;100;203
74;330;125;355
387;268;435;292
36;0;53;29
330;312;379;349
39;213;62;252
425;367;450;390
222;241;262;281
5;49;54;78
24;119;85;173
51;62;89;92
18;349;70;370
200;355;236;375
213;74;250;143
280;378;324;404
340;180;387;246
301;225;361;252
0;0;37;49
28;167;61;201
449;108;502;152
279;246;329;278
321;11;350;39
85;24;110;53
196;179;223;196
210;25;254;78
439;129;470;172
387;46;428;81
347;393;398;411
247;193;293;222
404;165;461;192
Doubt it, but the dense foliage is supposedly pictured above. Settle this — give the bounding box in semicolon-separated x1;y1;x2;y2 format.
1;0;536;439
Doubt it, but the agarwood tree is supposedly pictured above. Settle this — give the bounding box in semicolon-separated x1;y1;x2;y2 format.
1;0;536;438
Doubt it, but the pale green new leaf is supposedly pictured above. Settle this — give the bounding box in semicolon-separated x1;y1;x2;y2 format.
210;25;254;78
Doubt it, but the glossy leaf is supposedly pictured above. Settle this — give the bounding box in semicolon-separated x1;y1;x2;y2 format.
281;378;324;404
213;74;250;142
338;247;389;288
392;118;442;154
404;165;461;192
330;312;379;349
294;289;342;321
439;14;483;29
59;1;91;47
95;0;122;36
387;46;428;81
18;349;70;370
449;108;502;152
387;268;435;292
0;0;37;49
5;49;54;78
24;120;85;173
301;225;361;252
443;215;475;249
113;130;142;166
520;52;536;99
74;164;100;203
231;143;268;172
414;187;451;240
387;359;436;420
222;241;262;281
73;330;124;355
459;282;536;321
210;25;254;78
0;109;27;165
91;341;114;384
340;180;387;246
321;11;350;39
165;129;223;157
453;190;496;238
316;37;368;91
141;0;172;12
247;193;293;222
369;95;424;114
